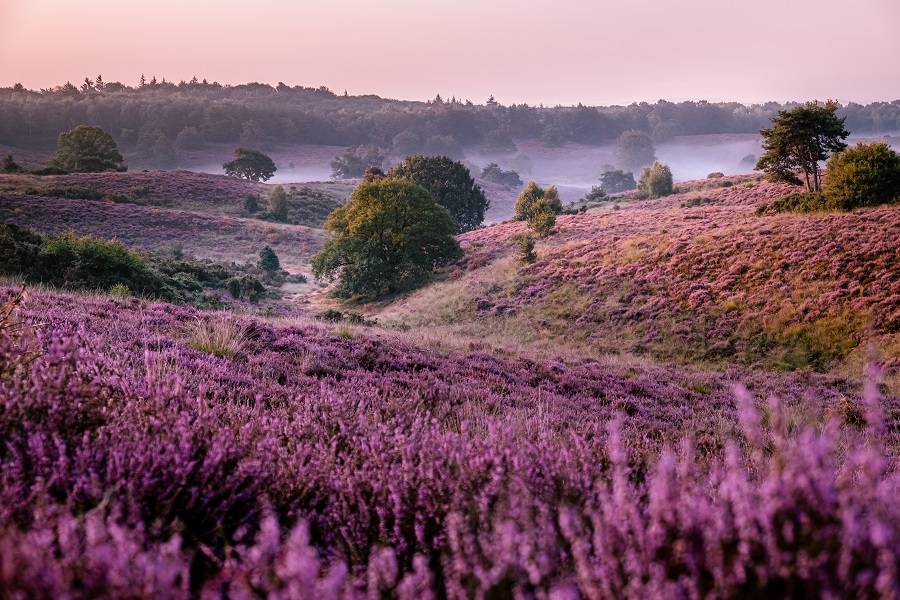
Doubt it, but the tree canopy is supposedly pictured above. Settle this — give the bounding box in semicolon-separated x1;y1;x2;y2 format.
223;148;276;182
638;161;674;198
614;130;657;172
824;141;900;209
311;179;462;298
600;169;637;193
755;100;849;192
47;125;126;173
330;145;386;179
514;181;562;221
388;155;489;233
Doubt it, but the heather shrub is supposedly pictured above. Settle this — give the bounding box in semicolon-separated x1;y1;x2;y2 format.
824;141;900;210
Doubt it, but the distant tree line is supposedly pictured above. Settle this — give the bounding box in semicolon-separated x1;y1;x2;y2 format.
2;79;897;154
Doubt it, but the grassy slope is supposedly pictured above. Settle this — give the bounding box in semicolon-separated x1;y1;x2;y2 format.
373;177;900;383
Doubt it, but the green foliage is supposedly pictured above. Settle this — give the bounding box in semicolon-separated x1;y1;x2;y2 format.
514;181;562;221
757;192;828;215
600;170;637;193
512;233;536;264
480;163;523;188
311;179;462;299
638;161;674;198
582;186;608;203
388;155;489;233
755;100;848;191
243;194;259;214
109;282;132;299
528;199;557;238
614;130;656;172
824;141;900;210
259;246;280;273
2;154;22;173
226;277;242;299
330;145;386;179
223;148;276;182
267;185;289;221
707;172;725;179
47;125;126;173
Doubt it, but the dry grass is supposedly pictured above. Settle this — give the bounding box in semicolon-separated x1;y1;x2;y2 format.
187;314;249;358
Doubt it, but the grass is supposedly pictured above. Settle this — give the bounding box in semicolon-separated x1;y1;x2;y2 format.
187;315;249;358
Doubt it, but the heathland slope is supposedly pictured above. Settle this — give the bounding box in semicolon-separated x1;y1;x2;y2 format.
378;178;900;377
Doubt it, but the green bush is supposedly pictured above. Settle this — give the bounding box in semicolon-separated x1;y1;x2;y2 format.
759;192;828;214
637;162;674;198
512;233;536;264
824;141;900;210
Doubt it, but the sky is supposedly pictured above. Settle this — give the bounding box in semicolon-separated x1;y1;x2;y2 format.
1;0;898;107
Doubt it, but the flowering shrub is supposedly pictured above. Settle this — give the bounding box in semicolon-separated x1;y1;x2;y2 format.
0;287;898;596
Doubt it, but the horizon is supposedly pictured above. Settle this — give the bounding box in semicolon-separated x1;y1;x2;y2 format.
2;0;899;108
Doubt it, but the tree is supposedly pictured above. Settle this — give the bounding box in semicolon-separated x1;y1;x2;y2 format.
755;100;849;192
480;163;523;188
223;148;276;182
614;130;657;171
388;155;489;233
528;199;557;237
311;179;462;298
2;155;22;173
331;145;386;179
638;161;674;198
600;170;637;193
259;246;280;273
47;125;126;173
267;184;289;221
514;181;562;221
824;141;900;209
512;233;536;264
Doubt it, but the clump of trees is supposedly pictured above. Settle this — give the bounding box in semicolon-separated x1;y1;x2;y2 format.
600;170;637;193
514;181;562;221
638;161;674;198
387;155;489;233
331;145;386;179
47;125;126;173
755;100;849;192
311;179;462;298
614;130;657;172
223;148;276;181
480;163;523;189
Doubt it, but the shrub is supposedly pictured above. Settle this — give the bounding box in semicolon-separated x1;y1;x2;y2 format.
2;154;22;173
761;192;829;214
480;163;523;188
528;199;557;238
582;186;607;203
512;233;536;264
226;277;242;299
514;182;562;221
824;141;900;210
707;171;725;179
637;161;674;198
243;194;259;214
259;246;280;274
109;282;132;299
267;185;289;221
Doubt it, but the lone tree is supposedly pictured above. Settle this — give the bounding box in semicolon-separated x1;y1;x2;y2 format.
514;181;562;221
614;130;657;172
311;178;462;298
755;100;849;192
638;161;674;198
824;141;900;210
223;148;276;182
47;125;126;173
388;155;489;233
267;184;289;221
259;246;280;273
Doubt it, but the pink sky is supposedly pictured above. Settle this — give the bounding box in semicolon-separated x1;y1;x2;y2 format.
1;0;898;106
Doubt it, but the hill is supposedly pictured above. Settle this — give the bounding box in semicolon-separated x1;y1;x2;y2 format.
375;178;900;379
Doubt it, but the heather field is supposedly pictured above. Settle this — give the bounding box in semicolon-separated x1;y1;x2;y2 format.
2;287;900;597
0;186;323;274
3;168;900;596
